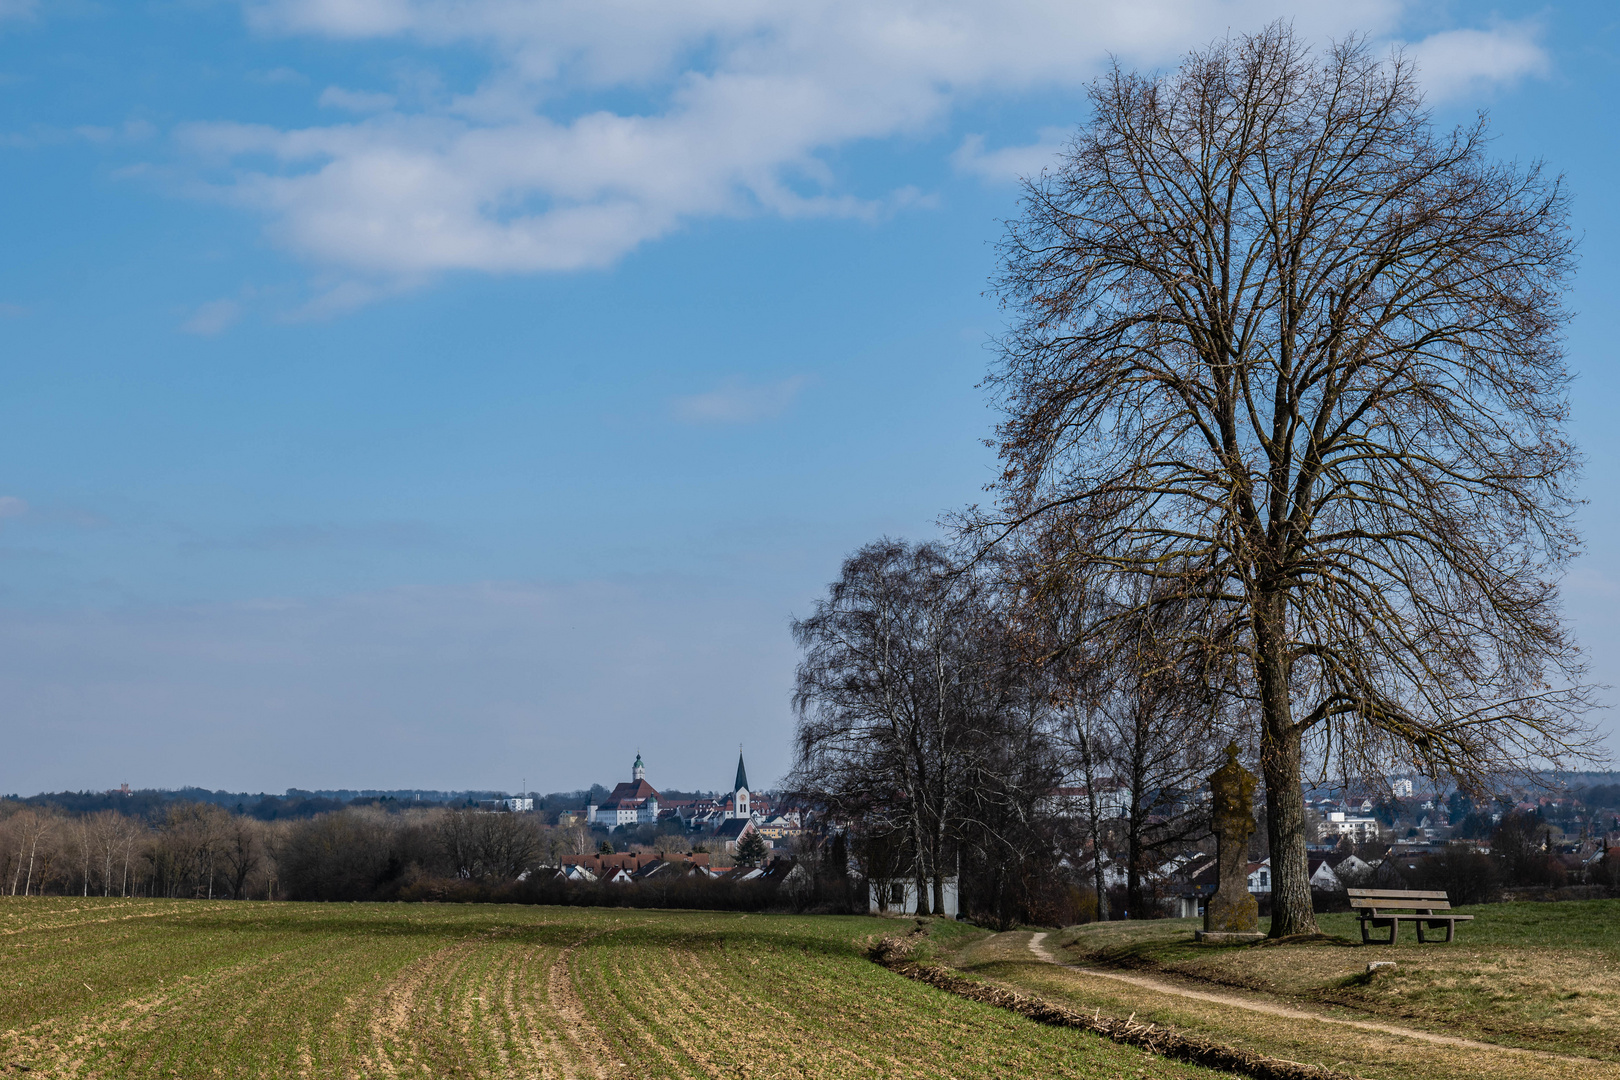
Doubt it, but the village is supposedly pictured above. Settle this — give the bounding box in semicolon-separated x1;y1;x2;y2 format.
479;751;1620;921
536;752;817;888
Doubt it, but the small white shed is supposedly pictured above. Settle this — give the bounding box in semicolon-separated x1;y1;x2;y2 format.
868;877;959;918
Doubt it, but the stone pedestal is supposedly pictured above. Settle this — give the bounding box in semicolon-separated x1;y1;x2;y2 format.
1195;743;1263;943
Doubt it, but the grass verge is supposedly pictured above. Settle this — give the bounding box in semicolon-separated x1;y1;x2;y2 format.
866;931;1355;1080
1048;904;1620;1060
934;903;1620;1080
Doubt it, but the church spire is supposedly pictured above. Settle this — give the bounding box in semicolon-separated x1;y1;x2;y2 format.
633;752;645;782
734;748;748;793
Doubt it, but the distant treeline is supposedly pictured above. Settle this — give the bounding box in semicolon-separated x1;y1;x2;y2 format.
7;780;1616;922
4;785;721;823
0;799;842;912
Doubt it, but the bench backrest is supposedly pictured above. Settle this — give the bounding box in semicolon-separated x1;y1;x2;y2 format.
1347;888;1452;912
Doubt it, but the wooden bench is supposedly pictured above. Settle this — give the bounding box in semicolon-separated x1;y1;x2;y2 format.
1347;888;1474;944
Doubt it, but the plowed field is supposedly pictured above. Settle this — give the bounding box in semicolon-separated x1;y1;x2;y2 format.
0;898;1226;1079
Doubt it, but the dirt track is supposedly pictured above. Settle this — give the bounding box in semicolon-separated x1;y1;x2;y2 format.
1022;930;1610;1070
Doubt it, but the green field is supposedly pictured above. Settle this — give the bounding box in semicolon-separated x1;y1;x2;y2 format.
946;902;1620;1080
0;897;1226;1079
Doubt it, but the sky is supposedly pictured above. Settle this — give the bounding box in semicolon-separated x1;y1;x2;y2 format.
1;0;1617;797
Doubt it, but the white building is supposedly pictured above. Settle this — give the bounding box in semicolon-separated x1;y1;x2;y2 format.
868;877;959;918
586;755;661;828
480;796;534;812
1318;811;1382;843
1309;859;1343;890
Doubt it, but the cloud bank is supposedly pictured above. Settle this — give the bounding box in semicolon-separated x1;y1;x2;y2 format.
170;2;1553;301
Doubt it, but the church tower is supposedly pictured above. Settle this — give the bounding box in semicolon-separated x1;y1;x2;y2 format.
733;750;750;819
633;753;646;782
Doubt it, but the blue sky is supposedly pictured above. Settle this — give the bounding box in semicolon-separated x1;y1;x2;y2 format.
1;0;1616;796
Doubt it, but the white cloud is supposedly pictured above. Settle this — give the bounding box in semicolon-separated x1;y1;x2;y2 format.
1405;22;1549;103
0;496;27;519
952;127;1069;184
181;298;242;335
184;1;1544;302
673;375;808;425
319;86;398;112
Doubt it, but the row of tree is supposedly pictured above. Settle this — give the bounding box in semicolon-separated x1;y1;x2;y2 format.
791;24;1600;934
791;537;1233;927
0;802;603;901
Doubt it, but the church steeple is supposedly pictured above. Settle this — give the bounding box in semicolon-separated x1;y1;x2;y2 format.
732;748;751;819
633;752;645;782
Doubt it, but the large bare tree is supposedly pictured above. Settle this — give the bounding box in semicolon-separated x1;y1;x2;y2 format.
792;539;990;915
988;25;1594;934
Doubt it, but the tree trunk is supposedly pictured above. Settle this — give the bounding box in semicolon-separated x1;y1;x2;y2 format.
930;818;947;915
1126;726;1147;918
913;871;929;914
1259;701;1317;936
1076;717;1111;921
1253;586;1318;937
1125;825;1144;920
1092;841;1109;921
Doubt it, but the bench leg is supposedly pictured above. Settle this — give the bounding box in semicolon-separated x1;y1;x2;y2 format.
1362;918;1396;945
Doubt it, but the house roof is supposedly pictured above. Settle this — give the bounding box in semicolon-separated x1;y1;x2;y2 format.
600;779;659;808
713;818;752;839
562;852;661;873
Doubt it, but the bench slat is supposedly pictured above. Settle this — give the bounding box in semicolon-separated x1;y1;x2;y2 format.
1349;888;1474;943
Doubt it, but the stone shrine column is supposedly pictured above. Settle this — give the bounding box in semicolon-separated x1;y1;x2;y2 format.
1196;743;1264;943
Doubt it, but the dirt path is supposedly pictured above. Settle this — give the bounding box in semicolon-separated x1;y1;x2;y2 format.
1024;931;1596;1063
